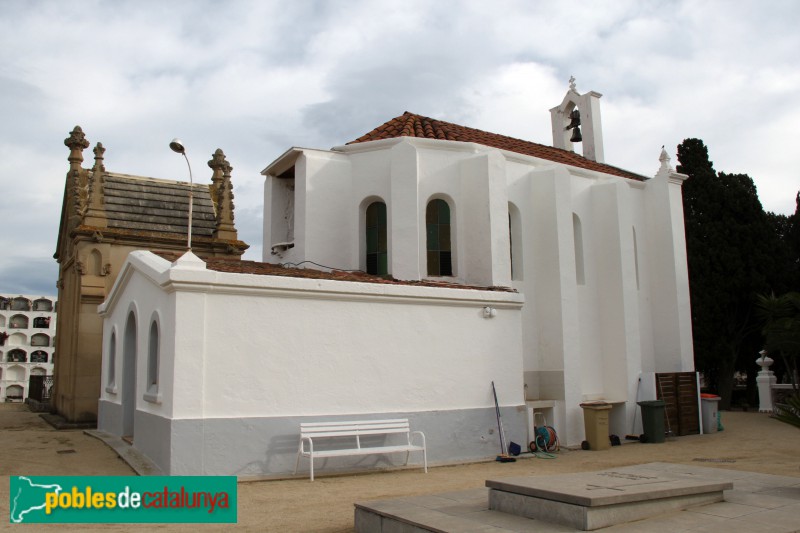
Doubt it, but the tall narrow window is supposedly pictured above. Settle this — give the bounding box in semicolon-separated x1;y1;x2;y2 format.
147;321;159;394
508;202;523;281
107;331;116;389
426;199;453;276
366;202;388;275
573;213;585;285
509;213;513;279
633;227;640;290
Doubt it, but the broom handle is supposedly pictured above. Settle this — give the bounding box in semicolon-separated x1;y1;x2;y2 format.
491;381;507;455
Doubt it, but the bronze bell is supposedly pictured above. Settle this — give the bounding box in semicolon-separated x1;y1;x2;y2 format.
567;108;581;129
570;125;582;143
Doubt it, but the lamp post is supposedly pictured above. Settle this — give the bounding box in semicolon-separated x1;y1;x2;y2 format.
169;138;193;250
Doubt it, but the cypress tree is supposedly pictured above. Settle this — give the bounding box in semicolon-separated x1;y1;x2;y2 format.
677;139;773;408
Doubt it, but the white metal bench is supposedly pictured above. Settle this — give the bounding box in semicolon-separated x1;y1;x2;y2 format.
294;419;427;481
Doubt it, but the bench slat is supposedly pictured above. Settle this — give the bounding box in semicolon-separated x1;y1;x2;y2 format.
301;420;410;431
300;428;408;438
298;445;424;458
300;419;409;427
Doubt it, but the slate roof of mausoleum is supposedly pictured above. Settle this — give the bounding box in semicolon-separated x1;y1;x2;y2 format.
103;174;217;237
349;112;647;181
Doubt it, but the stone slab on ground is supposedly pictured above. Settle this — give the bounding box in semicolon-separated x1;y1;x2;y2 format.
486;465;732;507
486;464;732;530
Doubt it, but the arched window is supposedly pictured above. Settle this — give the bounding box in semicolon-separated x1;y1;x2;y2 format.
0;314;6;327
107;330;116;389
8;349;26;362
365;202;388;276
122;312;137;437
31;350;48;363
632;227;640;290
573;213;585;285
9;314;28;329
30;367;47;376
508;202;523;281
33;317;51;328
147;320;159;394
426;199;453;276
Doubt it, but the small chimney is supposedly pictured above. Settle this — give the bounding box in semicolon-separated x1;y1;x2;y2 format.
550;77;604;163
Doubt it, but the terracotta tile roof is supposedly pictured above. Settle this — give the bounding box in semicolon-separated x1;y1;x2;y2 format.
152;251;516;293
348;112;647;181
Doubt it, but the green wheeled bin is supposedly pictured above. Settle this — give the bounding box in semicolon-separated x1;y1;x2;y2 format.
637;400;666;443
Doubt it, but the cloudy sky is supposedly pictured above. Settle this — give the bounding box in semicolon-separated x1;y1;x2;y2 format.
1;0;798;295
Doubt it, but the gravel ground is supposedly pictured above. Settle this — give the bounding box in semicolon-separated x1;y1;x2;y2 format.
1;402;798;532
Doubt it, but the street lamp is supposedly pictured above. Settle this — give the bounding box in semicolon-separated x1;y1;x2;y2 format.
169;138;193;250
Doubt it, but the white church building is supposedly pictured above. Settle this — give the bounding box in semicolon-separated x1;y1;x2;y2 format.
97;84;694;476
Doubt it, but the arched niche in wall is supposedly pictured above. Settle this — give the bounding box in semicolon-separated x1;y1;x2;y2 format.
87;249;104;276
9;314;28;329
33;298;53;312
31;333;50;347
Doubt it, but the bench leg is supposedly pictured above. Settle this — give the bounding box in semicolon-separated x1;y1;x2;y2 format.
294;445;302;476
423;448;428;473
309;456;314;482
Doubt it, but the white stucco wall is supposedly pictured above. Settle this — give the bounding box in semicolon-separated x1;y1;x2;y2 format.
260;136;695;447
99;250;525;427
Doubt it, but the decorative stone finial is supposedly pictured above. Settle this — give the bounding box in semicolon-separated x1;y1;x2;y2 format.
658;145;673;173
210;148;237;241
93;142;106;173
65;126;90;166
208;148;228;172
84;142;108;227
568;76;577;92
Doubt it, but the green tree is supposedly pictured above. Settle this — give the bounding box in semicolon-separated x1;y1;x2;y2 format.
677;139;774;409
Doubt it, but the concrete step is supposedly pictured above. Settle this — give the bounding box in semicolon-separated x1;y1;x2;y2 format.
355;488;575;532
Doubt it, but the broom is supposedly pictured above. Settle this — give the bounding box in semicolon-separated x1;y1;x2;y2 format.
491;381;516;462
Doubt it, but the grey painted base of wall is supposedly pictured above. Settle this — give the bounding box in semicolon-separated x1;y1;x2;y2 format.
97;402;528;476
98;399;123;435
